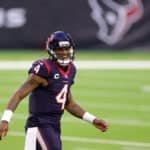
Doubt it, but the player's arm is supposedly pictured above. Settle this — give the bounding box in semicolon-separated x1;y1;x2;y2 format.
65;91;108;132
65;91;85;119
4;73;47;111
0;73;48;140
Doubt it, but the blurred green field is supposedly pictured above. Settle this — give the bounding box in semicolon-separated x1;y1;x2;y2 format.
0;49;150;60
0;50;150;150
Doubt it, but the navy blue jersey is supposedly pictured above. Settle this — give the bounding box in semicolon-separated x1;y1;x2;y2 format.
26;58;76;127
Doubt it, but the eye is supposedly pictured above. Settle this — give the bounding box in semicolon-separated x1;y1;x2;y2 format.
59;47;70;51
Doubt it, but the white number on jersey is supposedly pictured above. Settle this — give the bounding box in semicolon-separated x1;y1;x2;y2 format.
34;64;40;74
56;84;68;110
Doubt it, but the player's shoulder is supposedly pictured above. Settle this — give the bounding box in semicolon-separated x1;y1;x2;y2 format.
70;62;77;73
32;58;49;65
29;58;51;77
33;58;51;67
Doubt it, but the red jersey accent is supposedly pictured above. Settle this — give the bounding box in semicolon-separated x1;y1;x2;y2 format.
41;59;51;75
53;62;71;78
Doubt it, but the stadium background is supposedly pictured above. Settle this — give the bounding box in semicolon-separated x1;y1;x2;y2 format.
0;0;150;50
0;0;150;150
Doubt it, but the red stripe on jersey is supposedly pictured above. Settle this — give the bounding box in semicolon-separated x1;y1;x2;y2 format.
41;60;51;75
53;62;71;78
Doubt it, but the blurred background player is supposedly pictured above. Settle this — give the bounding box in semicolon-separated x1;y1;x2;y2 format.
0;31;108;150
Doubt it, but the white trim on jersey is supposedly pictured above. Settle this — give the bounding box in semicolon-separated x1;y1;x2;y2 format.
24;127;48;150
37;128;48;150
24;127;37;150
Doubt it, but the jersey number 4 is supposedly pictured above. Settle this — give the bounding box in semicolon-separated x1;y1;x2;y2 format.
56;84;68;110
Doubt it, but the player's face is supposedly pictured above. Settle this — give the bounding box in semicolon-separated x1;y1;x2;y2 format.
53;47;71;61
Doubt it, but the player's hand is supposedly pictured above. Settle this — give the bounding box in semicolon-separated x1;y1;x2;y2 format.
93;118;108;132
0;120;9;140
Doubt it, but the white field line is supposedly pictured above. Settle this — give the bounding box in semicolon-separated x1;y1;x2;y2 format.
63;117;150;127
1;99;150;112
79;102;150;112
8;131;150;148
142;85;150;92
62;117;150;127
0;60;150;69
0;113;149;127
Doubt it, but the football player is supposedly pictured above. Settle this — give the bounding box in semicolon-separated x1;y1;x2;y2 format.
0;31;108;150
